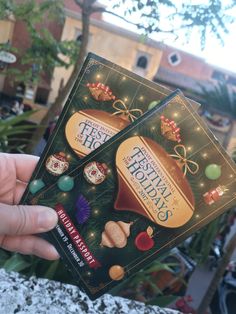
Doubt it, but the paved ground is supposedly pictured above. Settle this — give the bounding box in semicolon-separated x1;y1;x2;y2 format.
225;221;236;260
185;223;236;312
186;264;215;310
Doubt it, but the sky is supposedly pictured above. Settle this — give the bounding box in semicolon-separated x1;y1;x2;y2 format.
101;1;236;73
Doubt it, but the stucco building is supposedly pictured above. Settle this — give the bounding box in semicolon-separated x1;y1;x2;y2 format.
153;45;236;150
1;0;236;148
154;45;236;100
0;19;15;91
0;0;163;107
49;7;163;104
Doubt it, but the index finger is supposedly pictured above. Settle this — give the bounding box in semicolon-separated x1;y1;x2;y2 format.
12;154;39;183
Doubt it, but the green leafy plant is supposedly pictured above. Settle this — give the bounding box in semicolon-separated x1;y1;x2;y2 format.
181;82;236;264
110;253;186;306
201;82;236;117
182;217;221;264
0;111;38;153
0;0;79;85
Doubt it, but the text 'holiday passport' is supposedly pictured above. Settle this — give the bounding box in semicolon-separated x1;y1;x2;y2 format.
22;55;236;300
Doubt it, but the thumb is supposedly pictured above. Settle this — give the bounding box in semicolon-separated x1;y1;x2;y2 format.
0;203;58;235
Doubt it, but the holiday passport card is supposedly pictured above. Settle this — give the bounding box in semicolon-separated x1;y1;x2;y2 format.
22;85;236;299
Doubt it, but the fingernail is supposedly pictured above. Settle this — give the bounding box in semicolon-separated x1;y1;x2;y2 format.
48;244;60;260
37;208;58;231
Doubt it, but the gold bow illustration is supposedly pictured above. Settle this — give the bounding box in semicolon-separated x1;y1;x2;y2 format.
112;99;143;122
170;145;199;176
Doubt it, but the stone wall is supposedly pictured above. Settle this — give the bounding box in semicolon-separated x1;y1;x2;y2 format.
0;269;181;314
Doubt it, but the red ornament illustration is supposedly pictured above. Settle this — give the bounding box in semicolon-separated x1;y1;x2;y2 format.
87;82;116;101
203;185;227;205
160;115;181;143
135;226;154;251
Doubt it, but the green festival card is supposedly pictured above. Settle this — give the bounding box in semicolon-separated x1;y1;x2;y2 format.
22;89;236;299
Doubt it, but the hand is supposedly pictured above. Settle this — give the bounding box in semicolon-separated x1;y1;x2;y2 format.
0;153;59;260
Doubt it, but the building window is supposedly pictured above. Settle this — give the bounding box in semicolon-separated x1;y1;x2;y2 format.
227;76;236;86
168;52;181;66
136;56;148;69
74;28;92;45
212;70;226;82
16;82;26;98
59;78;64;90
0;61;7;71
35;87;49;106
134;51;151;77
74;28;82;40
76;34;83;43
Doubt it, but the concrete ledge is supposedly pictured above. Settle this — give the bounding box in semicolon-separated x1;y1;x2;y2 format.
0;269;181;314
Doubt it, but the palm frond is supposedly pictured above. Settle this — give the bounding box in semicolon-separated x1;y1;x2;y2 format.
201;82;236;117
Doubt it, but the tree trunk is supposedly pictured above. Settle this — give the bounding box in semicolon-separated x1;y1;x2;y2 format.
196;233;236;314
26;4;91;154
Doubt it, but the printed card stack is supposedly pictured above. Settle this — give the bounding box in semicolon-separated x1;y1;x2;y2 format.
22;53;236;299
